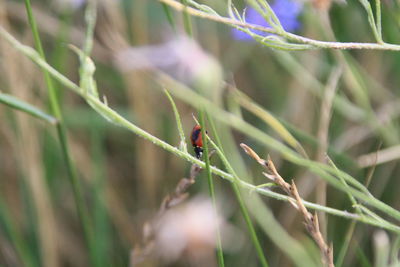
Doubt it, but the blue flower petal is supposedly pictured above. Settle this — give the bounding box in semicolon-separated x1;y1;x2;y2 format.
231;0;303;41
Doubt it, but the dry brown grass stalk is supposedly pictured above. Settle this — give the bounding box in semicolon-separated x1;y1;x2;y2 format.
240;143;334;267
130;151;215;266
158;163;202;215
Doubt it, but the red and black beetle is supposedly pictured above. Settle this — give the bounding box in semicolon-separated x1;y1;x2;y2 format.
190;125;204;159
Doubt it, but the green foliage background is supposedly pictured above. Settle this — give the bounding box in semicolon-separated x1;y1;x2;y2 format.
1;0;400;266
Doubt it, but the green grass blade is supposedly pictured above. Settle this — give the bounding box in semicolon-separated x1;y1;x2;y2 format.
161;2;177;30
90;128;111;267
181;0;193;37
199;111;225;267
335;221;356;267
164;89;187;153
0;200;36;267
206;116;271;266
83;0;96;57
390;234;400;265
356;245;373;267
0;93;57;124
376;0;382;39
232;89;308;158
22;0;95;264
327;156;361;214
357;0;383;43
206;118;320;266
157;73;400;222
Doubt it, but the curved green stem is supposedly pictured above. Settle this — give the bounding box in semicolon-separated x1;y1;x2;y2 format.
207;117;269;267
199;111;225;267
161;0;400;51
22;0;94;264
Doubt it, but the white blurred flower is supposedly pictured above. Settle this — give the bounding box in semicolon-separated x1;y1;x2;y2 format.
154;196;225;263
53;0;86;11
114;36;223;100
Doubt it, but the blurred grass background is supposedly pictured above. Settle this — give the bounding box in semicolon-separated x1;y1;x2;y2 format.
1;0;400;266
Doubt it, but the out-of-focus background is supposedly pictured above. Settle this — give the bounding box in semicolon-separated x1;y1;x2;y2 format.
1;0;400;266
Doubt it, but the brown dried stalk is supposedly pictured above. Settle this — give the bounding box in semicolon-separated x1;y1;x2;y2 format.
240;143;334;267
130;151;215;266
158;163;202;215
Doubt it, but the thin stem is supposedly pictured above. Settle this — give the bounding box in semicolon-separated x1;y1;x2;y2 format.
390;234;400;264
207;117;269;267
83;0;96;57
315;67;342;239
0;92;57;124
357;0;383;43
231;184;270;267
161;2;177;31
232;88;308;158
160;0;400;50
376;0;382;39
0;200;36;267
247;0;284;32
22;0;94;264
199;111;225;267
180;0;193;37
335;221;356;267
164;89;187;153
327;156;362;214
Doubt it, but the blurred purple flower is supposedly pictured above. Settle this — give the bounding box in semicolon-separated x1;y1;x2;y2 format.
114;36;223;90
232;0;303;41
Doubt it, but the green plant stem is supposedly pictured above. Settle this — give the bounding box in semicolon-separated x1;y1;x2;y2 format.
160;0;400;50
156;73;400;223
207;117;269;267
164;89;187;153
273;50;399;145
2;26;400;234
232;89;307;158
247;0;283;32
181;0;193;37
83;0;96;57
357;0;383;43
22;0;94;264
0;92;57;124
161;3;177;30
327;156;362;214
208;124;317;266
390;234;400;264
231;183;269;266
376;0;382;39
0;200;36;267
199;111;225;267
335;221;356;267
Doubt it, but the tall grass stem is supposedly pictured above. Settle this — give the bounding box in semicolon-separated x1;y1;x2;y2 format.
199;111;225;267
22;0;95;264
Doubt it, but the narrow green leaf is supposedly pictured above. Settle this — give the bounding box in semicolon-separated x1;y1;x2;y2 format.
0;200;36;267
161;3;177;31
164;89;188;153
206;117;269;267
199;111;225;267
22;0;96;264
232;89;308;158
181;0;193;37
357;0;383;43
0;93;57;124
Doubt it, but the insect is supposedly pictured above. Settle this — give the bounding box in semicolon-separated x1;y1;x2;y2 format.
190;124;204;159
